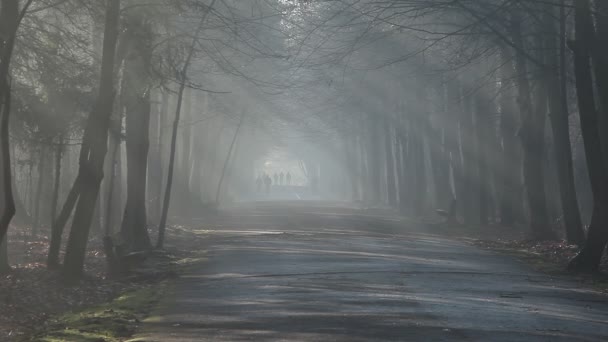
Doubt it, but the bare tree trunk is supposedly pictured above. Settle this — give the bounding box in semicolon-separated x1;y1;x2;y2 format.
147;91;162;222
384;118;397;207
47;175;80;269
569;0;608;272
156;91;167;210
119;14;153;252
498;46;521;225
157;83;186;249
32;146;46;236
0;91;13;273
511;13;554;240
104;136;119;237
475;96;489;225
592;1;608;163
428;83;452;212
545;5;585;245
445;80;462;220
215;113;245;205
367;115;382;204
180;89;192;202
120;87;152;252
158;0;217;249
0;0;23;245
50;135;63;224
460;92;478;224
410;114;426;215
398;124;413;214
62;0;121;278
26;158;34;217
0;236;8;273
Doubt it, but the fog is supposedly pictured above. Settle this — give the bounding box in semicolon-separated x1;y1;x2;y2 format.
1;1;608;339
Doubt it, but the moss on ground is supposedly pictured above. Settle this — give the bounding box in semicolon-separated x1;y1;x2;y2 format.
32;283;170;342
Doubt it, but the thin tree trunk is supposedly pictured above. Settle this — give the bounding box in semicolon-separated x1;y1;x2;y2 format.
157;91;167;210
147;91;161;222
104;136;119;237
499;46;520;225
180;88;192;199
158;0;217;249
50;135;63;224
384;118;397;207
215;112;245;205
27;158;33;217
444;81;461;219
398;128;411;214
475;96;489;225
410;115;426;215
367;116;382;204
32;146;47;236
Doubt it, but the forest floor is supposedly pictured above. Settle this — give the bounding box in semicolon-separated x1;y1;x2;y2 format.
425;221;608;289
131;201;608;341
0;225;195;341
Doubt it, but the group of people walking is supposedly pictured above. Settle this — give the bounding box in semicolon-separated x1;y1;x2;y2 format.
256;172;292;193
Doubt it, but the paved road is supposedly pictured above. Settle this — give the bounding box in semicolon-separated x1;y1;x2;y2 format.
137;202;608;341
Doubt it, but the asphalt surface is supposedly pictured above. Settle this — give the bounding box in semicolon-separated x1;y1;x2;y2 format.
136;202;608;341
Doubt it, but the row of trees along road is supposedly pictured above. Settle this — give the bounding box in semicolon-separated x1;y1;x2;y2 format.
0;0;288;278
276;0;608;272
1;0;608;278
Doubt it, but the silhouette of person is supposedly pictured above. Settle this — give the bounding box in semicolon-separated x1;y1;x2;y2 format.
273;172;279;186
256;175;263;192
279;172;285;185
286;172;292;185
264;174;272;194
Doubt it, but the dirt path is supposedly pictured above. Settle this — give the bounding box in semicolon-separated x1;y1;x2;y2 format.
135;202;608;341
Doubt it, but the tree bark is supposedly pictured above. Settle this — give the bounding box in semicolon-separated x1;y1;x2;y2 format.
591;0;608;163
147;91;162;222
511;13;554;240
32;146;46;236
545;5;585;245
119;14;153;252
410;116;426;215
104;135;119;237
62;0;121;278
215;113;245;205
568;0;608;272
367;115;382;204
0;0;20;246
120;87;152;252
397;132;409;213
475;96;490;225
158;0;217;249
460;92;478;224
180;89;192;199
47;175;80;269
50;135;63;224
498;46;521;225
384;117;397;207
